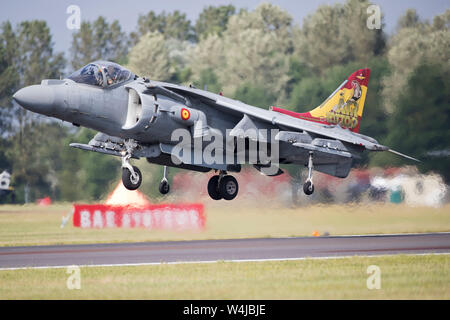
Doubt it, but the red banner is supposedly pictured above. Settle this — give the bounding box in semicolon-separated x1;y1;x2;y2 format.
72;204;205;230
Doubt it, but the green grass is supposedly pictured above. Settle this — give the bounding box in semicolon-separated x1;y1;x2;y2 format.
0;203;449;246
0;255;448;299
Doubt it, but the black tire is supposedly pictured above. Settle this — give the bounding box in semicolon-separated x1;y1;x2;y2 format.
122;166;142;190
207;175;222;200
159;180;170;195
303;180;314;195
219;175;239;200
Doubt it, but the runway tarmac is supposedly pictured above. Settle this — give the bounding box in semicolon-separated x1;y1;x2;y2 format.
0;233;449;269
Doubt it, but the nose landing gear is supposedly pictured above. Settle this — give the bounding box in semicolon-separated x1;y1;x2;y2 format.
303;152;315;196
207;171;239;200
121;139;142;191
121;154;142;190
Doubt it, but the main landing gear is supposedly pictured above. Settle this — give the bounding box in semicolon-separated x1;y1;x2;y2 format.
208;171;239;201
303;152;315;196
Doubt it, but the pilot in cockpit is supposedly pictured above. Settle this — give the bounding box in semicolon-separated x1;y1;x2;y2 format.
68;61;133;87
95;67;104;86
104;65;120;86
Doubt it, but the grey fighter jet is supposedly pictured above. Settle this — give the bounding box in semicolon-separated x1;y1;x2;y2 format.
13;61;418;200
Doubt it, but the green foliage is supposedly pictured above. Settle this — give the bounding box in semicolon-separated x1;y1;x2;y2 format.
397;9;421;30
164;11;195;41
233;83;276;109
70;16;129;70
0;22;19;134
127;31;171;80
15;20;65;85
186;33;224;86
133;10;194;43
193;69;221;94
4;125;120;203
289;61;362;113
382;9;449;112
215;3;294;99
289;77;325;112
5;122;69;202
57;128;120;202
0;20;65;133
358;56;390;141
172;67;193;84
0;137;11;175
0;20;66;203
372;63;450;182
195;5;236;39
81;150;119;201
285;58;312;96
294;0;385;73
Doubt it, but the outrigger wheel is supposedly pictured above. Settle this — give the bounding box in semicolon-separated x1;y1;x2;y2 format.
159;180;170;195
303;180;314;195
122;165;142;190
303;151;315;195
158;166;170;195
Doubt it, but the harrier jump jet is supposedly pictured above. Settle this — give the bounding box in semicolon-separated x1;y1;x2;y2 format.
13;61;418;200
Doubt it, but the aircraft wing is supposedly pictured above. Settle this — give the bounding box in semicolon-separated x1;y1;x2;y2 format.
146;82;420;162
147;82;388;151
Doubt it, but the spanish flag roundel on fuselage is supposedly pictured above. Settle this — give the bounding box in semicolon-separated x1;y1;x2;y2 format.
181;107;190;121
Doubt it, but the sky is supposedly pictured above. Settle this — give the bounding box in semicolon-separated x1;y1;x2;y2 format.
0;0;448;54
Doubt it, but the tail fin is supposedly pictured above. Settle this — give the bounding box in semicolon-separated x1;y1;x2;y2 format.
309;68;370;133
272;68;370;133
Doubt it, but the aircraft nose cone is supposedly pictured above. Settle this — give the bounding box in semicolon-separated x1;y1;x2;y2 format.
13;85;55;115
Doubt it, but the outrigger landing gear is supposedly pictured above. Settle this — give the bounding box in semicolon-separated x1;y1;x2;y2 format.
158;166;170;195
303;151;314;195
121;140;142;191
207;171;239;201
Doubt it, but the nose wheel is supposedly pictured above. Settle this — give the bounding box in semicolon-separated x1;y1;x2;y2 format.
121;140;143;191
207;172;239;200
122;164;142;190
158;166;170;195
303;152;315;195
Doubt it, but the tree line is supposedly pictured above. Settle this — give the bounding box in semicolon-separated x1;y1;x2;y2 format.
0;1;449;203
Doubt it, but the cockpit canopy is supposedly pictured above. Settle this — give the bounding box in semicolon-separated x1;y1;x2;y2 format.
67;61;134;88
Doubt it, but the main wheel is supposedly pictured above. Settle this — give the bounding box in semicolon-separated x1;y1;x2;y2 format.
122;166;142;190
159;180;170;194
207;175;222;200
219;175;239;200
303;180;314;195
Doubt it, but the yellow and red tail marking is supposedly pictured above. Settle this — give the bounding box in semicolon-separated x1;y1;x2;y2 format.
272;68;370;133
